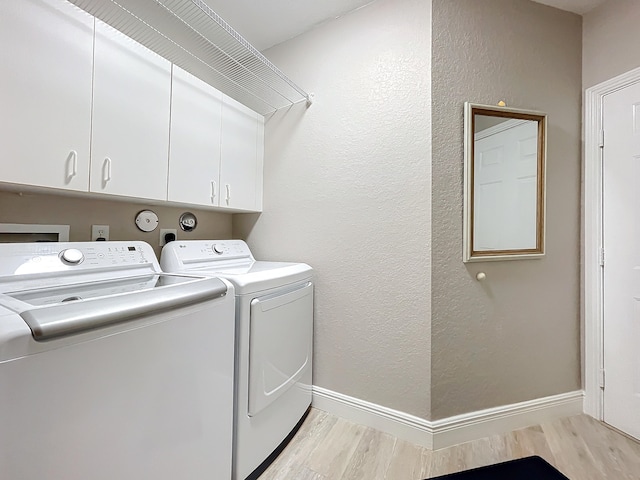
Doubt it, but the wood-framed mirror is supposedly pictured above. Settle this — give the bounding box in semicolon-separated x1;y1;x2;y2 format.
463;103;547;262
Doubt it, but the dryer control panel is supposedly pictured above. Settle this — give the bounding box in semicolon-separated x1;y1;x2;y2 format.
163;240;254;266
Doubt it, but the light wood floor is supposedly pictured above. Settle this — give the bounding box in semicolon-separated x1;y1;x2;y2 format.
258;408;640;479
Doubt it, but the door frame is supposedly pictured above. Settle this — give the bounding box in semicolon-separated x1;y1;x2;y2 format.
584;65;640;420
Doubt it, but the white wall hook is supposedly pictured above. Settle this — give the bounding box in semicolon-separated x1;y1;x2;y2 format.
476;272;487;281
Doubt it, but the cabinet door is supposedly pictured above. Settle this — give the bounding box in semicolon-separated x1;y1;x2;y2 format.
219;96;264;212
91;20;171;201
168;66;222;207
0;0;93;191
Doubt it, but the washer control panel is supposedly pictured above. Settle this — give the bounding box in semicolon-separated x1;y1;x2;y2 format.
0;242;155;278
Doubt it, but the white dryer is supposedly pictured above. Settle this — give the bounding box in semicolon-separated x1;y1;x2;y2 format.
0;241;235;480
161;240;313;480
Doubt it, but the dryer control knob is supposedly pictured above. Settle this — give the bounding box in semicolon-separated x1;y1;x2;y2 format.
60;248;84;265
212;244;224;255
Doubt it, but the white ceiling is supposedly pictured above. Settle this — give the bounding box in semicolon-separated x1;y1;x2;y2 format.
204;0;608;51
531;0;607;14
203;0;375;51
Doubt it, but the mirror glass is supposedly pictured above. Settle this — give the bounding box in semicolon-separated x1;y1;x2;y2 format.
463;103;546;262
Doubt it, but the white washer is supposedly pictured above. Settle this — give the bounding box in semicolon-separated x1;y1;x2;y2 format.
161;240;313;480
0;241;235;480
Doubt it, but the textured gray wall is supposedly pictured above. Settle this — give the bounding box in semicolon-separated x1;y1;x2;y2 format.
234;0;432;418
0;190;232;258
583;0;640;88
431;0;582;419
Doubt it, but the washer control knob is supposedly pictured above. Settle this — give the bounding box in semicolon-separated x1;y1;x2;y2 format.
60;248;84;265
212;244;224;255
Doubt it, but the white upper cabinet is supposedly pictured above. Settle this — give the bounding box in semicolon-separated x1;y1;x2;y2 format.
0;0;93;191
168;66;223;207
90;20;171;201
0;2;264;211
220;96;265;212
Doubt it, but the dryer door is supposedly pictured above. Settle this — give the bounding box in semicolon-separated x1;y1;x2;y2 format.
248;281;313;417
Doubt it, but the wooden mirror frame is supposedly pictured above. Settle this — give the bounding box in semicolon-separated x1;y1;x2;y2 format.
463;103;547;263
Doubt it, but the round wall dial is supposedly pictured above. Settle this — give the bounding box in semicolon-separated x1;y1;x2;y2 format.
135;210;159;232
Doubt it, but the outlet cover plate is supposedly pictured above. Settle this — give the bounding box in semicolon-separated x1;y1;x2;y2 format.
91;225;109;241
159;228;177;247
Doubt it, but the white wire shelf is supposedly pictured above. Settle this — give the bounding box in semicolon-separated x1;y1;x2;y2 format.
69;0;312;115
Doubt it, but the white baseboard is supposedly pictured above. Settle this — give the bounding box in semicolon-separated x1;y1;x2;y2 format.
429;390;584;449
312;385;435;448
312;386;584;450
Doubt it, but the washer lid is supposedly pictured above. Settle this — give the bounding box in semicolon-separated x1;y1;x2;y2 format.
191;261;312;294
2;274;228;341
4;274;195;308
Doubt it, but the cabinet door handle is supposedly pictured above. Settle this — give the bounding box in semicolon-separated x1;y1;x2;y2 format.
225;184;231;205
211;181;217;203
66;150;78;180
103;157;112;184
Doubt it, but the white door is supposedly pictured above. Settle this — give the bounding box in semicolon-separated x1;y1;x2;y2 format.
168;66;222;207
0;0;93;191
603;80;640;440
219;95;264;211
91;20;171;201
474;120;539;250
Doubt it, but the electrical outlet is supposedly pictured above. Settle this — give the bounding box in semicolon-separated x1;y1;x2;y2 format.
159;228;177;247
91;225;109;241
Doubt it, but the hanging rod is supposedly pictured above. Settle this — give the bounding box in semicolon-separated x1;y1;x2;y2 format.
68;0;313;115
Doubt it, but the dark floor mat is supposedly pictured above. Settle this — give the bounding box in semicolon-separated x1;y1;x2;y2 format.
426;456;569;480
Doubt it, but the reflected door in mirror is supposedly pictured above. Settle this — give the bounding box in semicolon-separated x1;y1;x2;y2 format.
474;118;538;250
